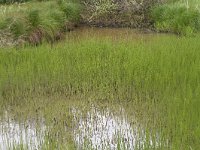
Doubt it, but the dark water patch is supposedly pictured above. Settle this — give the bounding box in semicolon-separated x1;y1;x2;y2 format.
65;26;166;42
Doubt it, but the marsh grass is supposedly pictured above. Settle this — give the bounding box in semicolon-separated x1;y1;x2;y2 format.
0;95;78;149
0;33;200;149
152;0;200;35
0;0;81;46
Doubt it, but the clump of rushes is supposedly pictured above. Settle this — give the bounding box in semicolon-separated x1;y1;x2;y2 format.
0;0;81;46
58;0;81;22
10;19;26;37
0;0;28;4
28;9;40;28
151;2;200;35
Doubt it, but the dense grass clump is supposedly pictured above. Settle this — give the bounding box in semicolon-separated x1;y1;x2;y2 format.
0;0;81;46
151;1;200;35
0;0;28;4
0;34;200;149
0;0;49;4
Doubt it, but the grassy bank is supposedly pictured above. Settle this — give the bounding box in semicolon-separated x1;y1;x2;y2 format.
152;0;200;35
80;0;200;35
0;35;200;149
1;0;200;47
0;0;80;47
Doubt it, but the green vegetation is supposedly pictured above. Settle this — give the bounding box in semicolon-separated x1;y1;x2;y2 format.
0;0;200;149
1;0;200;46
0;34;200;149
0;0;28;4
152;0;200;35
0;0;80;46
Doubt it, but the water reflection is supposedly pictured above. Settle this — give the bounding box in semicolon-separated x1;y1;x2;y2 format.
66;26;163;42
0;105;160;149
72;106;157;150
0;112;46;150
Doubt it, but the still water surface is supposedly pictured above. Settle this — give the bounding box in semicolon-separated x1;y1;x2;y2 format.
0;104;161;149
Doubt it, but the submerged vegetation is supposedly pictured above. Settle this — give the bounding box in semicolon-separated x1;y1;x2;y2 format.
0;0;200;149
1;32;200;149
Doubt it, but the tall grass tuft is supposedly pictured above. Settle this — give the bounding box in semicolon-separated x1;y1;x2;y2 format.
151;1;200;35
27;9;40;28
0;0;81;46
59;0;81;22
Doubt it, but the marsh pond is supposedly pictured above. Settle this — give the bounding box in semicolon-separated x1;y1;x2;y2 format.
0;27;199;149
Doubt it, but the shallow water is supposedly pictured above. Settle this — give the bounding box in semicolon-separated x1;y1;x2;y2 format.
0;111;46;150
66;26;167;42
0;103;161;150
72;106;160;150
0;28;169;149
